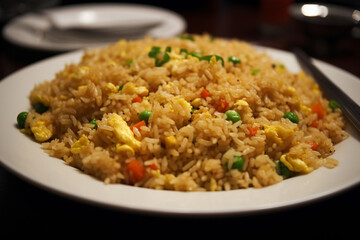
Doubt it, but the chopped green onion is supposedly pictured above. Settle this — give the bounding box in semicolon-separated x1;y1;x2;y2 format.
275;160;290;178
89;119;97;130
251;68;260;75
283;112;299;124
328;100;341;110
180;48;188;55
125;60;133;67
228;56;241;65
119;84;124;91
178;35;195;41
148;46;161;58
191;106;199;115
148;46;171;67
179;49;202;59
201;55;224;66
189;51;202;59
156;53;170;67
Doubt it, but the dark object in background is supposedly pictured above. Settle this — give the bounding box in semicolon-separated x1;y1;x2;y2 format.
259;0;294;36
289;3;359;56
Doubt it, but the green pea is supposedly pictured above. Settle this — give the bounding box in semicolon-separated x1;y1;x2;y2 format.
138;110;152;124
283;112;299;124
89;119;97;130
225;110;241;123
328;100;340;110
232;156;244;171
275;160;290;178
17;112;28;129
34;102;49;114
225;156;244;171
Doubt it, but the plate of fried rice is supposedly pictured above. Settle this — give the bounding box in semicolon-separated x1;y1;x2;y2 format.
0;34;359;215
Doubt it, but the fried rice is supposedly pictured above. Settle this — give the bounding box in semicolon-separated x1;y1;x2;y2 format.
18;34;348;191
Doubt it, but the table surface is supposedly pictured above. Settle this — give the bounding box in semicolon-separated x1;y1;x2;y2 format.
1;1;359;236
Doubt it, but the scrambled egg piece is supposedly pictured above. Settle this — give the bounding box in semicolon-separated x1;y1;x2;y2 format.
264;124;296;144
164;174;176;190
234;99;249;111
105;83;119;94
209;55;217;64
107;60;117;66
280;154;313;174
284;86;295;95
71;135;89;154
191;98;202;108
30;121;52;142
186;55;200;62
312;83;320;94
172;96;192;113
210;178;217;191
70;66;90;81
77;85;87;90
164;135;176;148
116;143;135;157
107;113;141;150
293;97;311;114
122;83;148;96
169;59;184;73
300;104;311;113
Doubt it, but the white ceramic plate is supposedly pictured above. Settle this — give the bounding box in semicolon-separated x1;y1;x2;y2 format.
0;46;359;216
2;3;186;51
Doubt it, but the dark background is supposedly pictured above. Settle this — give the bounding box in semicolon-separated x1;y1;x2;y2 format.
0;0;359;237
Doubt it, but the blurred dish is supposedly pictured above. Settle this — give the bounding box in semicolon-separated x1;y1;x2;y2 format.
2;3;186;51
0;46;359;215
289;3;359;56
289;3;358;37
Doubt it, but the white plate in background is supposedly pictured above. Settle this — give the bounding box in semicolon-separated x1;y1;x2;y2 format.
2;3;186;51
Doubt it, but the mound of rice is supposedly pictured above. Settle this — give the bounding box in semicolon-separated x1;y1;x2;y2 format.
20;34;348;191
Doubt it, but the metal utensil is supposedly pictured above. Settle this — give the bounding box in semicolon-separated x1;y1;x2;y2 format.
293;48;360;133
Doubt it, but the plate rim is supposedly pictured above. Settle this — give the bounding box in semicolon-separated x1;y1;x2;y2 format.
0;45;359;216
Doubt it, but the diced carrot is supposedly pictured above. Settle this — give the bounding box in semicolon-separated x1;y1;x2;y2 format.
217;98;229;113
311;102;326;118
201;89;210;99
310;119;319;127
130;120;146;131
127;160;145;183
132;96;142;103
149;163;158;170
309;142;318;151
247;126;258;136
